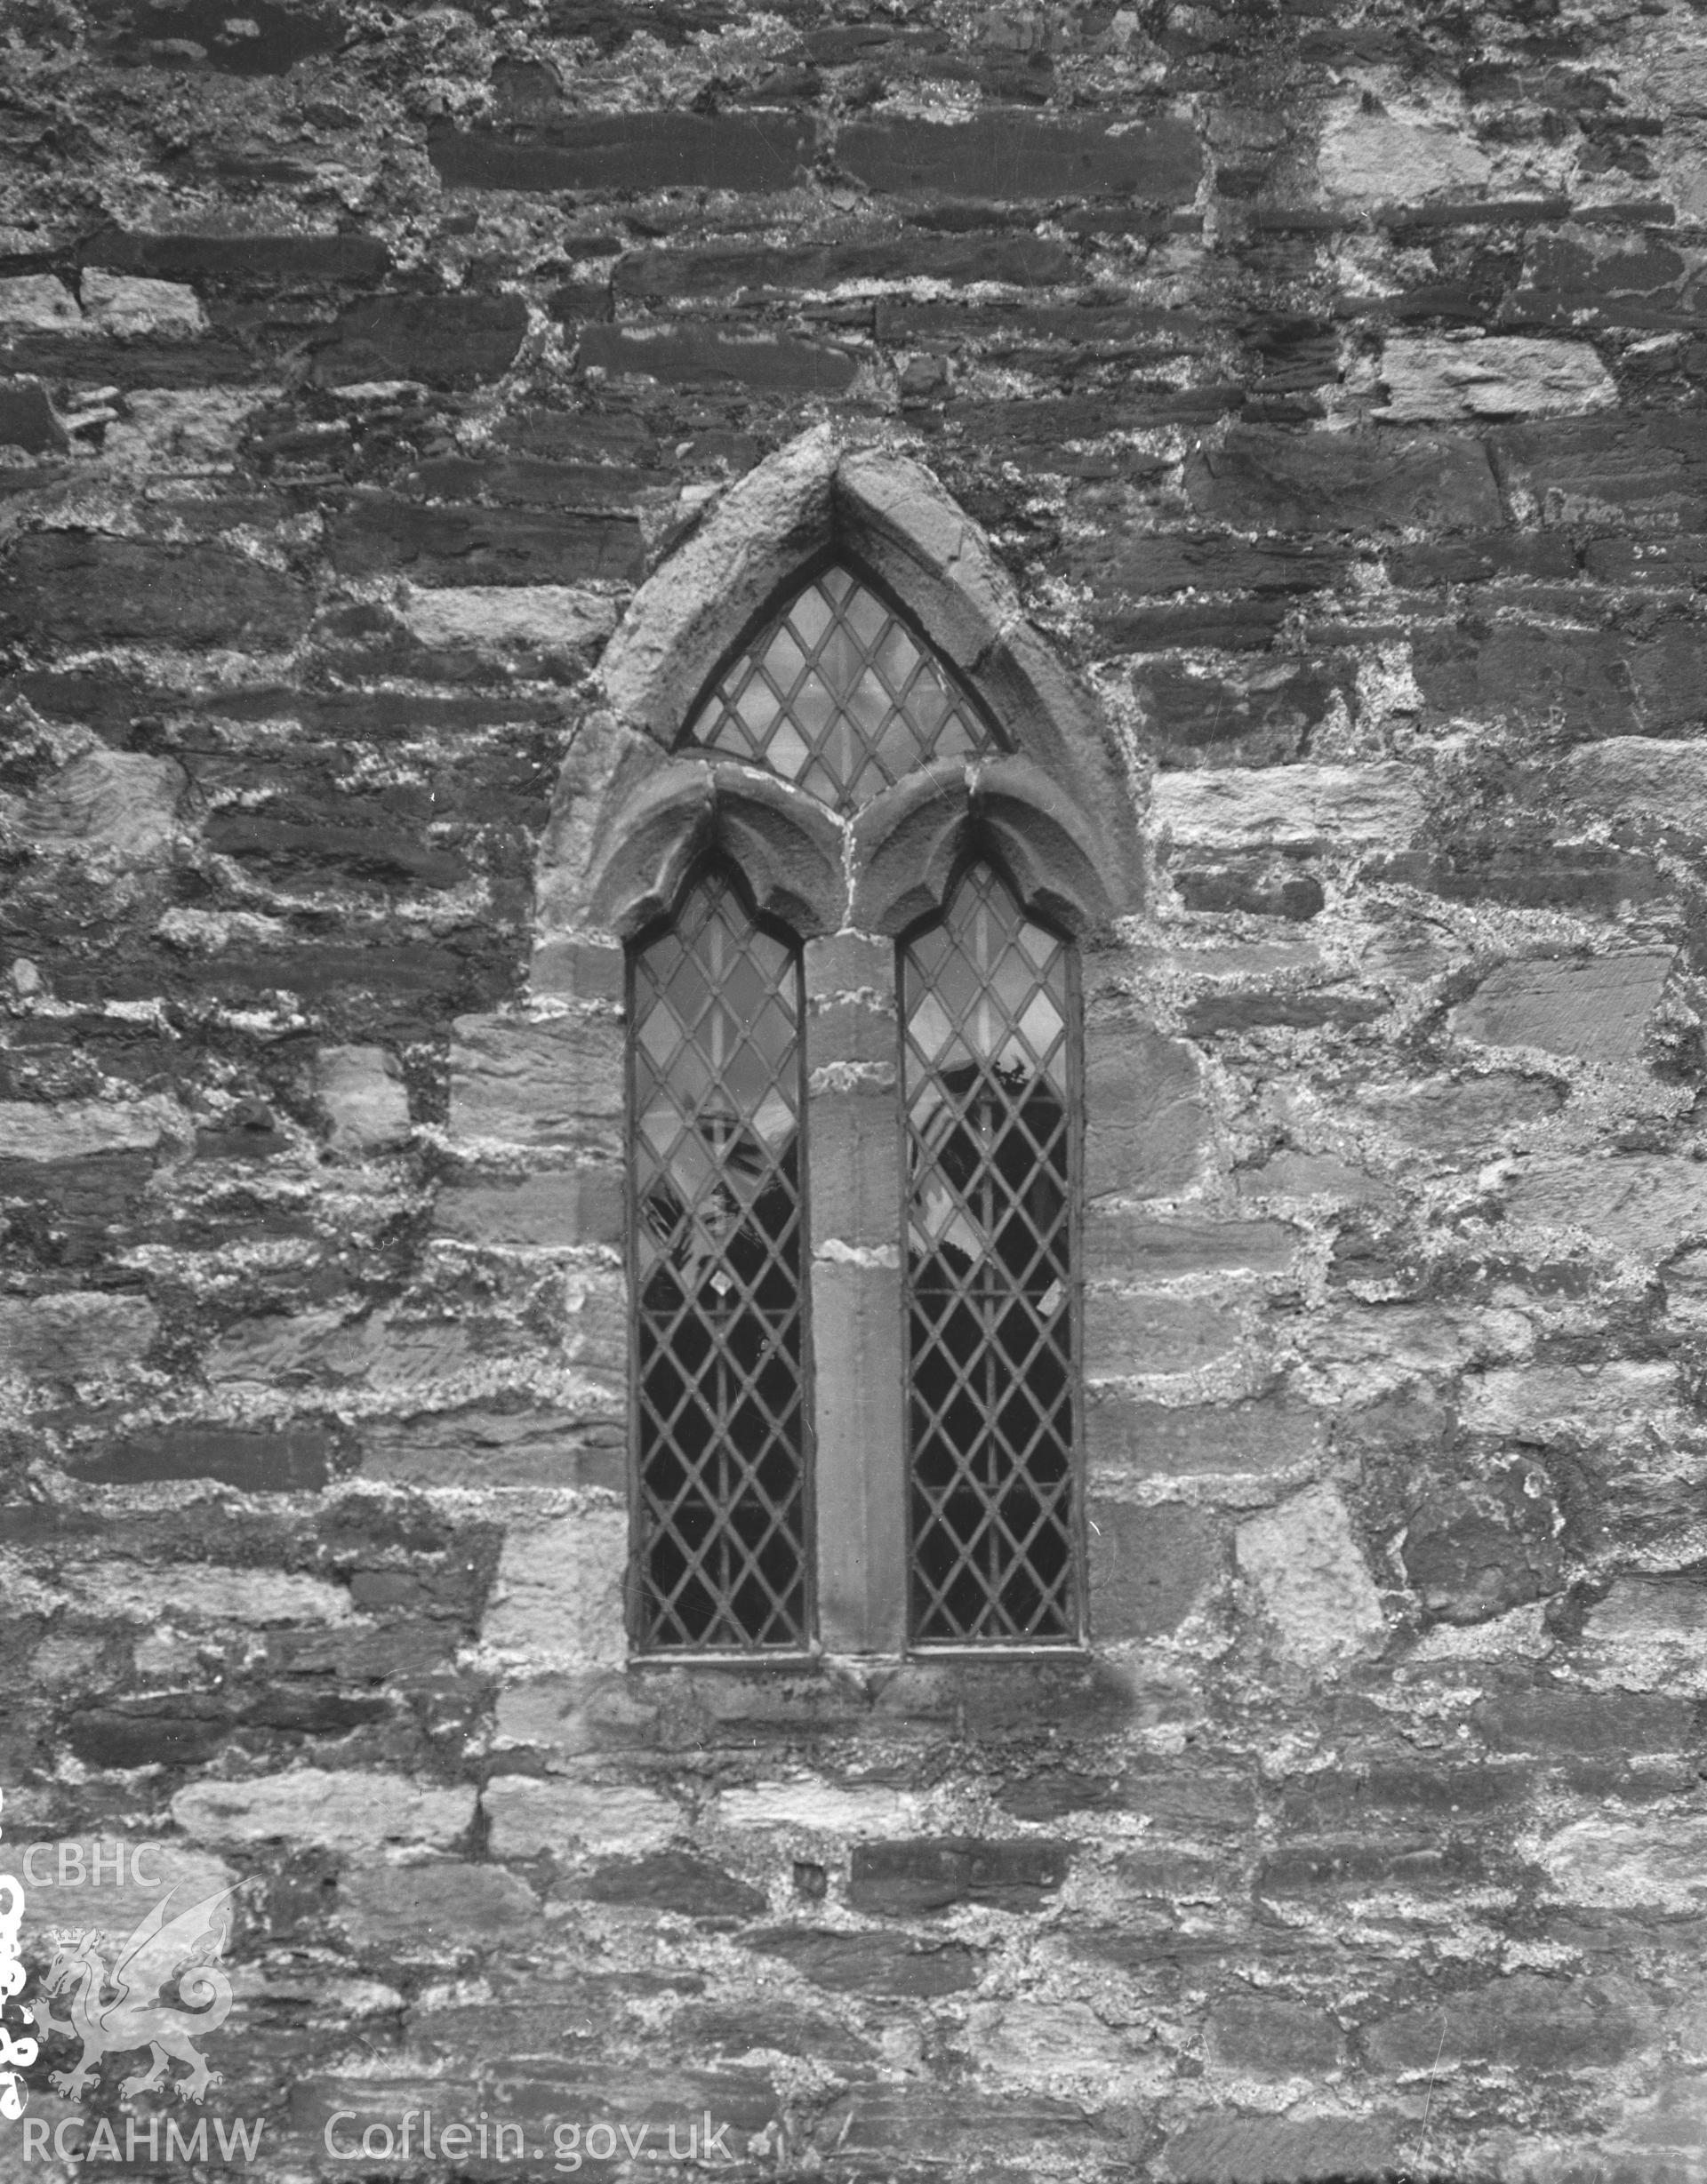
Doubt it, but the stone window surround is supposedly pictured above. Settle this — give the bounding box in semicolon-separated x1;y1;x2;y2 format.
532;427;1149;1658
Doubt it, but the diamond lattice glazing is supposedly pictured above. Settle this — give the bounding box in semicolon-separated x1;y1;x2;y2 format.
685;564;989;808
631;869;809;1651
902;861;1078;1645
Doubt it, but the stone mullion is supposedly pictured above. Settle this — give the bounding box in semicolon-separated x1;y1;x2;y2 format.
804;932;908;1655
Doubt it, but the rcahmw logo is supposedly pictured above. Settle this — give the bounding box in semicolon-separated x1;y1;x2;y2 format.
1;1788;41;2124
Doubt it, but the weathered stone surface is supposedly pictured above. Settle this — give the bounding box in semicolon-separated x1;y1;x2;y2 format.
1142;659;1342;772
1414;624;1638;737
337;1859;542;1950
1320;106;1492;203
328;499;644;586
570;1850;765;1918
311;292;527;388
717;1778;915;1835
1493;413;1707;526
481;1508;627;1672
579;324;857;392
1580;1579;1707;1695
0;1096;174;1165
1153;764;1423;852
1088;1395;1326;1477
1540;1813;1707;1911
99;0;342;69
849;1839;1069;1917
397;584;617;654
2;535;311;646
1504;1157;1707;1260
1474;1684;1694;1757
1083;1211;1297;1281
966;2000;1146;2091
172;1769;477;1853
1084;1020;1209;1200
1207;1992;1345;2073
1236;1485;1384;1670
1559;736;1707;835
483;1774;680;1858
748;1928;982;1996
1369;1973;1643;2071
1159;2113;1401;2184
1464;1358;1679;1442
1088;1500;1219;1639
1382;333;1615;421
1356;1074;1563;1152
18;748;185;868
0;276;81;330
1237;1149;1396;1205
448;1013;624;1148
838;112;1199;201
1084;1290;1243;1377
0;376;66;452
1184;427;1501;534
1451;952;1672;1067
82;269;206;336
434;1170;622;1251
315;1044;410;1152
429;111;815;193
0;1291;157;1380
84;230;391;284
68;1424;332;1490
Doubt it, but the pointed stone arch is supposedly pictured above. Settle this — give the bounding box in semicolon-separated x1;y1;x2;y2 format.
534;427;1141;963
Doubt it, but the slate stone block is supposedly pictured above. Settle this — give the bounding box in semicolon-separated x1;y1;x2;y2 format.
1185;423;1502;533
838;112;1200;202
83;229;390;285
311;292;528;388
1206;1994;1345;2072
2;534;311;646
572;1850;766;1918
614;233;1074;298
327;498;645;585
100;0;343;70
1450;951;1672;1066
0;378;66;452
747;1928;982;1996
1087;1395;1325;1477
579;323;857;392
1413;623;1637;735
848;1838;1070;1916
429;112;814;194
1087;1500;1219;1638
68;1425;333;1491
1366;1972;1644;2071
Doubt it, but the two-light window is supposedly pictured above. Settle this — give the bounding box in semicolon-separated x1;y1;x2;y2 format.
625;564;1083;1658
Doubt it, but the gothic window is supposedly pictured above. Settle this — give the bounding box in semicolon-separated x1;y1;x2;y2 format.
629;868;811;1653
902;862;1078;1645
685;563;992;808
627;554;1086;1657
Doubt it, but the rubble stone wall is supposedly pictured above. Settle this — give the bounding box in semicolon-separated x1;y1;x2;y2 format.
5;0;1707;2176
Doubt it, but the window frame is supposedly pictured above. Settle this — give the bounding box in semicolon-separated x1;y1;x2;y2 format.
623;853;820;1663
615;552;1104;1665
895;851;1088;1657
671;543;1013;792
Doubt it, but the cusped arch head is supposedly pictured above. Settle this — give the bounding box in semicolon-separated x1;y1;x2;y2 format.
589;431;1140;892
583;758;845;940
538;428;1142;956
850;756;1117;939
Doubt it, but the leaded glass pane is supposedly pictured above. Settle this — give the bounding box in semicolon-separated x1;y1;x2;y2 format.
685;564;990;808
631;870;810;1651
902;862;1078;1646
